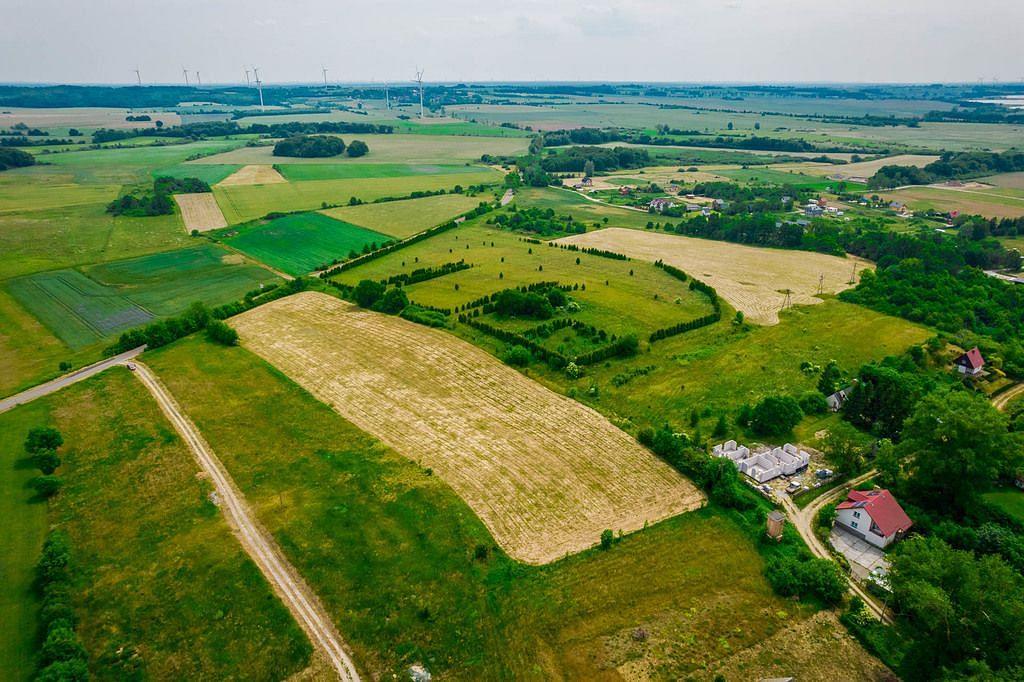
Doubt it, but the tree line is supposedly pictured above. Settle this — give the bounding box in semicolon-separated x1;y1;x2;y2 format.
869;150;1024;189
106;176;210;216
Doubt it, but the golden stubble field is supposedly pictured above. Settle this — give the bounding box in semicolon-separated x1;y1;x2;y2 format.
555;227;871;325
231;292;705;564
173;192;227;232
217;164;287;187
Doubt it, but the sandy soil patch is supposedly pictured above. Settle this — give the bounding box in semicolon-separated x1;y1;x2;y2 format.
231;292;705;564
217;165;287;187
555;228;870;325
174;193;227;232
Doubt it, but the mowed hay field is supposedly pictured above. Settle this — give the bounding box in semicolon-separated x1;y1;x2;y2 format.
231;292;704;564
173;192;227;232
780;154;940;179
216;164;286;186
556;228;870;325
212;169;501;225
320;193;483;239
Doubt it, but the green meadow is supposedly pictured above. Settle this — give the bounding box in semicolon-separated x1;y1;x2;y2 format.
0;368;312;680
220;213;392;276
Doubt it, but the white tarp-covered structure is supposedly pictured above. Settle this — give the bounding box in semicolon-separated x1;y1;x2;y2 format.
712;441;810;483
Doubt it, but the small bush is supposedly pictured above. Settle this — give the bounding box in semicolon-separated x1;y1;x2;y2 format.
600;529;614;550
798;391;829;415
25;427;63;454
29;476;64;498
503;345;532;367
33;449;62;475
205;320;239;346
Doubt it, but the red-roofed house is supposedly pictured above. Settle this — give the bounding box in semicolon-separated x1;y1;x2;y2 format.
954;347;985;376
835;489;913;548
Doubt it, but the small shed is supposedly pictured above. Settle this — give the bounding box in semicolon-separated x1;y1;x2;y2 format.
766;510;786;541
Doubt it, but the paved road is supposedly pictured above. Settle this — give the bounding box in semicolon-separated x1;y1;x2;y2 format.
780;470;893;624
129;361;361;682
0;346;146;414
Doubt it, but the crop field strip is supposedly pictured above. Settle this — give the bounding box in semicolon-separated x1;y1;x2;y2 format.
216;164;287;186
173;192;228;232
220;213;393;276
276;163;491;182
555;228;870;325
211;169;502;225
231;292;705;564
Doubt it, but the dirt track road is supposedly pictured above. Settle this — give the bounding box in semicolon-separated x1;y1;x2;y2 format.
128;361;360;681
992;383;1024;411
779;470;892;624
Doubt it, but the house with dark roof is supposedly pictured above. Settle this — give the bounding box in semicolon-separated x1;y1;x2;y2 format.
954;347;985;376
835;489;912;548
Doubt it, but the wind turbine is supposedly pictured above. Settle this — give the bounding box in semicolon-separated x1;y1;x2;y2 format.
253;67;265;111
182;67;190;87
384;81;390;110
195;71;202;88
414;68;425;118
244;67;251;87
321;65;328;86
133;68;141;86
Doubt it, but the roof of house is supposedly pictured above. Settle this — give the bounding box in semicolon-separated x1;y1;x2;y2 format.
837;489;912;537
955;347;985;370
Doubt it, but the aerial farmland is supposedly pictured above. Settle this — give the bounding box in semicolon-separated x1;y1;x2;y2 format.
2;4;1024;680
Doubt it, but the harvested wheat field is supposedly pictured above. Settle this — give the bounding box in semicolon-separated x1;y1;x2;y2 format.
173;192;228;232
231;292;704;564
217;164;287;186
556;228;871;325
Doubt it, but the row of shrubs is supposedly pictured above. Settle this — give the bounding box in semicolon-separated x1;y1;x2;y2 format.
552;243;629;261
102;280;310;356
383;260;472;287
648;311;722;342
460;316;569;368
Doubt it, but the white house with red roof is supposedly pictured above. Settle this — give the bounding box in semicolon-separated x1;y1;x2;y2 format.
835;489;913;548
954;347;985;376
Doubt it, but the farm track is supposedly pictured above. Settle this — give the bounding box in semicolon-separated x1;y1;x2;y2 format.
780;470;892;624
128;361;360;682
992;382;1024;411
231;292;705;564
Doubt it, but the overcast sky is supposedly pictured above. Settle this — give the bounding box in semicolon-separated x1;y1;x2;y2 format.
2;0;1022;85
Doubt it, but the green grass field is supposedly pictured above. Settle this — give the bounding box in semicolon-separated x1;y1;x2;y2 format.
275;163;491;182
984;489;1024;524
0;400;50;681
212;170;501;224
8;244;279;348
321;193;484;239
41;140;245;185
144;336;820;679
0;368;312;680
220;213;392;276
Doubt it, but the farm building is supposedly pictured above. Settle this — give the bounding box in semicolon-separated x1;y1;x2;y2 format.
826;386;853;412
648;198;676;212
834;489;912;548
954;347;985;375
804;203;824;217
712;441;810;483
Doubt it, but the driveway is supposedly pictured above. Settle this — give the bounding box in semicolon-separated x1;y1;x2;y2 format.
830;526;889;580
